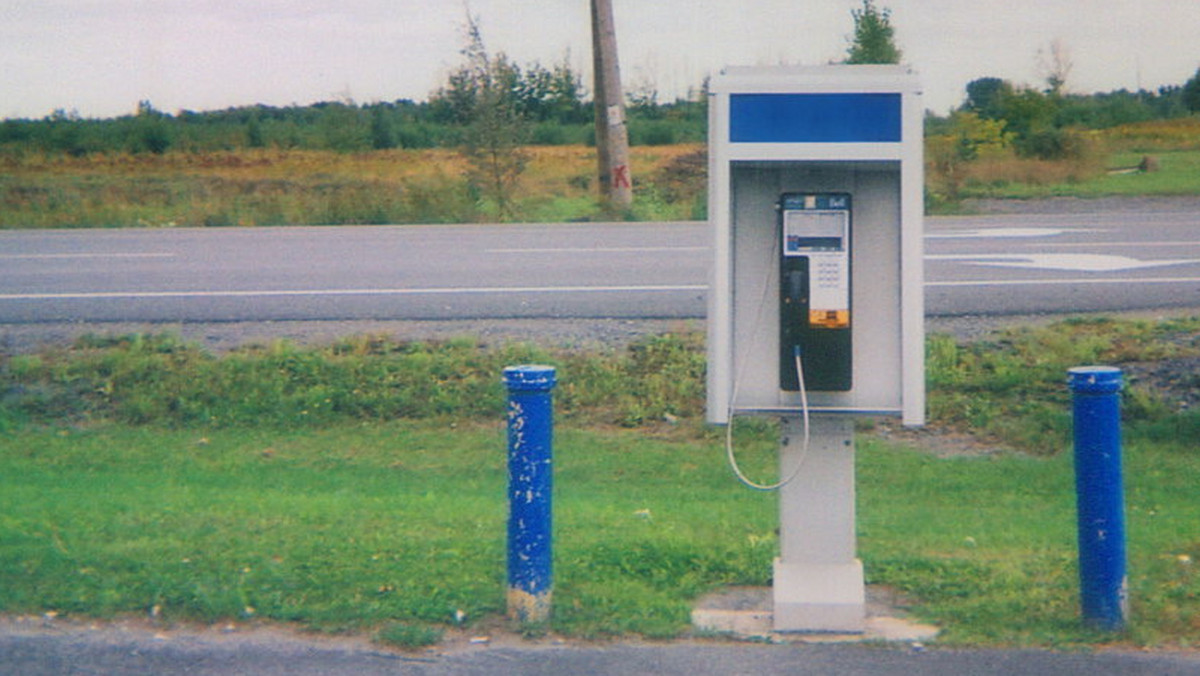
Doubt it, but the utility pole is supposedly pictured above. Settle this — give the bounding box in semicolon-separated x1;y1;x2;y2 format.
590;0;632;215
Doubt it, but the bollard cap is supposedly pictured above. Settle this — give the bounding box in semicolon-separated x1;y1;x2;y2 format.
1068;366;1123;394
503;365;557;391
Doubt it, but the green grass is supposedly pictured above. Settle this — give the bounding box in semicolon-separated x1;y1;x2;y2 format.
1;319;1198;648
957;149;1200;200
0;422;775;640
0;330;706;431
859;438;1200;647
1083;150;1200;196
375;621;445;649
1;421;1196;647
926;316;1200;455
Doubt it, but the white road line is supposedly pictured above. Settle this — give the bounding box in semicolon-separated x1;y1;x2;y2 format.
1035;241;1200;248
0;253;175;260
0;284;708;301
927;276;1200;288
925;227;1101;239
3;277;1198;299
486;246;708;254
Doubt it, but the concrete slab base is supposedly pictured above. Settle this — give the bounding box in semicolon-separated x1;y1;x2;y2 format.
691;586;940;644
773;559;865;633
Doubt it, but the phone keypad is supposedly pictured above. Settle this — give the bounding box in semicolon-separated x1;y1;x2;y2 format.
815;260;845;288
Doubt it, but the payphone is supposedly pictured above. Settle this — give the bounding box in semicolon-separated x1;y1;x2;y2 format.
779;193;852;393
705;65;924;634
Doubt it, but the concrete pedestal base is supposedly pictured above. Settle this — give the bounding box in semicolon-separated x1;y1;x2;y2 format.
772;559;865;633
691;585;939;643
773;415;863;633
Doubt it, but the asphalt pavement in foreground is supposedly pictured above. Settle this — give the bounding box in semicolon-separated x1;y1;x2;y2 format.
3;617;1200;676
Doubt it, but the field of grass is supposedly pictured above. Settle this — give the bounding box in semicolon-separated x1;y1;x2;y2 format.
1099;117;1200;153
1;318;1198;649
5;115;1200;227
0;145;706;228
931;117;1200;205
953;149;1200;201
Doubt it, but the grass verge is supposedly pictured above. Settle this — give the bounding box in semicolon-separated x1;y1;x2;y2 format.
953;149;1200;201
0;145;706;228
0;422;775;640
1;318;1197;648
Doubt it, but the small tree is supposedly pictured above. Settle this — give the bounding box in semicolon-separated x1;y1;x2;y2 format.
927;111;1012;202
1183;66;1200;114
845;0;901;65
316;102;369;152
132;100;171;154
369;105;397;150
964;77;1014;120
514;56;588;124
246;114;266;148
1038;38;1073;97
442;15;530;220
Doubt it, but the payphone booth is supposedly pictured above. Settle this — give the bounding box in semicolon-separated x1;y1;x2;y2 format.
706;66;924;633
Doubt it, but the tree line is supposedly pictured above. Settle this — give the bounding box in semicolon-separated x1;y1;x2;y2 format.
0;58;707;158
927;74;1200;161
3;34;1198;161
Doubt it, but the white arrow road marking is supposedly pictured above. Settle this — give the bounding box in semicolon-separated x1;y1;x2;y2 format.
926;253;1200;272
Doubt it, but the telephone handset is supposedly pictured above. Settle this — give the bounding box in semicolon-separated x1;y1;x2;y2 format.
779;193;852;392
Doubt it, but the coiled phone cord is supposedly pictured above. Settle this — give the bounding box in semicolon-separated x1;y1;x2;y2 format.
723;227;813;491
724;347;812;492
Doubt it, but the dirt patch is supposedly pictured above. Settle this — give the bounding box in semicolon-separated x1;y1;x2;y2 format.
0;612;586;659
867;419;1014;458
1122;355;1200;413
0;318;698;355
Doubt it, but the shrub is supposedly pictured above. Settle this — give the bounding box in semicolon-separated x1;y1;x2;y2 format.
1016;127;1089;161
629;120;677;146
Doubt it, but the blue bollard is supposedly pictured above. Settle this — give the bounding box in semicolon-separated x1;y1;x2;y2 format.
503;365;557;624
1068;366;1128;632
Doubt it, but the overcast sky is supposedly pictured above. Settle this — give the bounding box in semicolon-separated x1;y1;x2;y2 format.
3;0;1198;120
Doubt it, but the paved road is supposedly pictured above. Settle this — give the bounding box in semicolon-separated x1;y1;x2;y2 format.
2;626;1199;676
1;209;1198;324
927;209;1200;315
0;223;705;323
